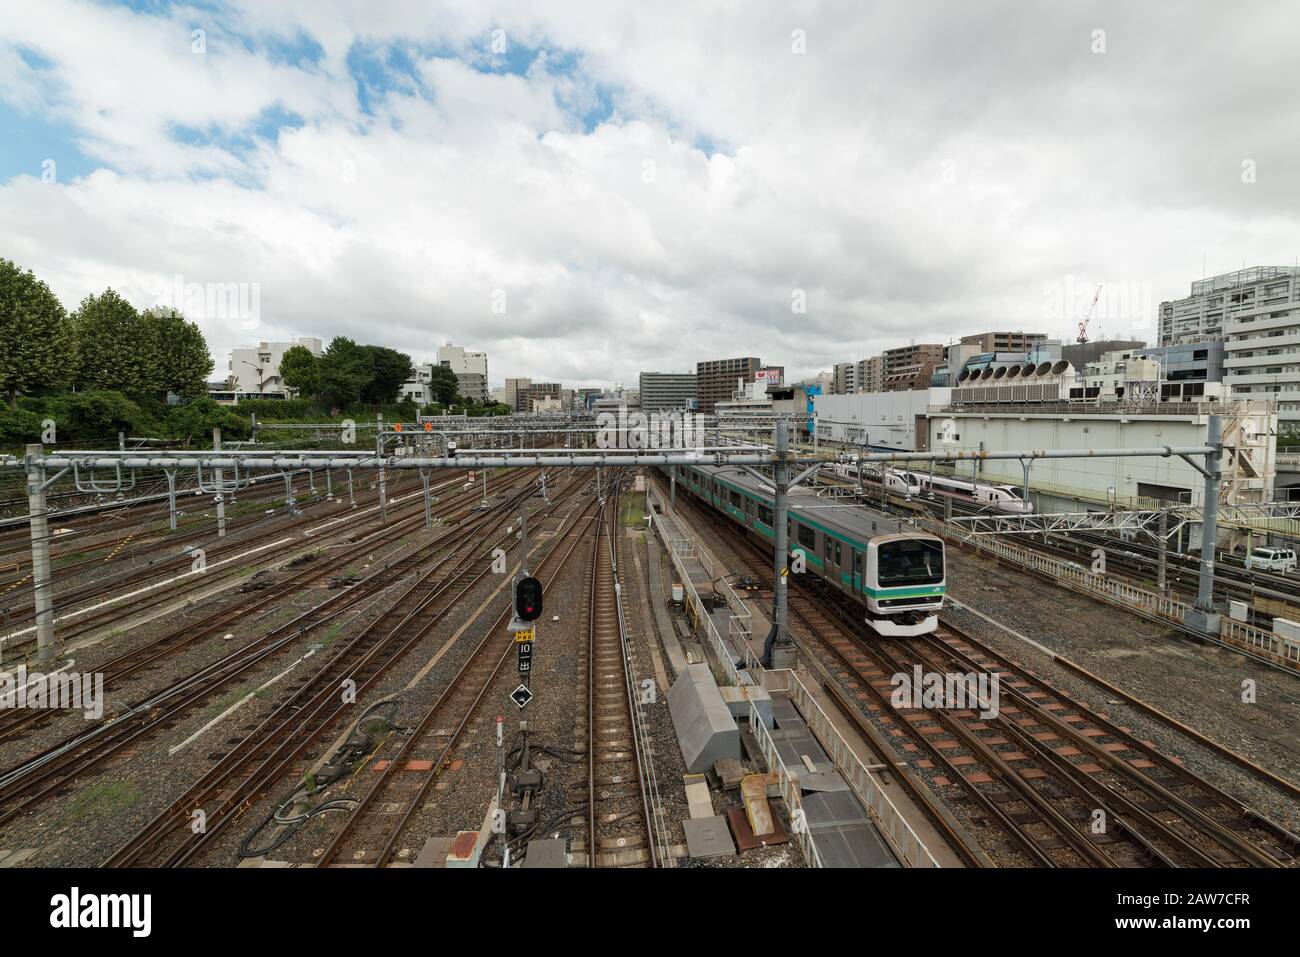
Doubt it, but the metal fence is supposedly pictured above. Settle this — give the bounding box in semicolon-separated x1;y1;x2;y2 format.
765;669;940;867
924;517;1300;670
646;492;760;685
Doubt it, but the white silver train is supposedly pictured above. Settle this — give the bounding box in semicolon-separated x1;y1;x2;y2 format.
826;461;1033;514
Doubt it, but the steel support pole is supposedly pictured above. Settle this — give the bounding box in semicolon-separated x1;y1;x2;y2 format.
1021;459;1031;507
1186;414;1222;636
1157;508;1169;593
378;466;387;525
420;470;432;530
765;423;796;668
670;466;676;509
165;469;177;531
482;467;488;504
213;427;226;539
25;444;55;661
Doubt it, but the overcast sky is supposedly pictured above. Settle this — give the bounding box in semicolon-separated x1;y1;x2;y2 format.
1;1;1297;389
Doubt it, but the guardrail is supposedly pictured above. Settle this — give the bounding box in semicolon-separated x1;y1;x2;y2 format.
747;696;824;868
764;668;940;868
923;517;1299;670
646;490;759;685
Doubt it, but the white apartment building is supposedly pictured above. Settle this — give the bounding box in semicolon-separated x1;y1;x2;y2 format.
227;338;322;396
437;343;489;403
1160;266;1300;423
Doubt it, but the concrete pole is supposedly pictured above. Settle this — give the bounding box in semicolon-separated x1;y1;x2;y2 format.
165;470;177;531
420;470;432;530
670;466;676;509
213;427;226;539
118;431;125;452
765;422;796;668
25;444;55;662
1187;414;1222;636
378;465;388;525
1021;459;1031;507
1157;508;1169;594
482;467;488;504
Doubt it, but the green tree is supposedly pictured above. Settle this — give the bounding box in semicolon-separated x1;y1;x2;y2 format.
362;346;414;404
41;390;157;441
427;364;459;405
166;397;248;447
0;259;72;408
317;337;374;411
72;289;157;395
145;308;212;398
279;345;320;399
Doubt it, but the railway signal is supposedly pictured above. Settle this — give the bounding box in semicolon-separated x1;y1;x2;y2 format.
515;575;543;621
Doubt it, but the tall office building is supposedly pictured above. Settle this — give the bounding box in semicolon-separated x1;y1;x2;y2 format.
1158;266;1300;346
638;372;698;411
695;357;761;414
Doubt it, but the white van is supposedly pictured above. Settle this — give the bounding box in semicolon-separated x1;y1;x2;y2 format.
1246;546;1298;573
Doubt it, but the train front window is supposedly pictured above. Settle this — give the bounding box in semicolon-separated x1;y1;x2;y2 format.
877;541;943;586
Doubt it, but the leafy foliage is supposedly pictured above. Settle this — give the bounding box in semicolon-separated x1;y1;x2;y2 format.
317;337;374;411
278;345;320;398
34;390;159;442
165;397;249;447
0;258;73;408
145;308;212;398
427;364;460;405
70;289;158;395
362;346;414;405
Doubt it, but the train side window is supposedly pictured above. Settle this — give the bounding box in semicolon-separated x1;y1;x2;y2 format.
798;524;816;551
835;540;842;566
824;535;832;561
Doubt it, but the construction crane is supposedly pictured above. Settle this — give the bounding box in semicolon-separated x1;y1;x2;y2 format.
1077;283;1103;343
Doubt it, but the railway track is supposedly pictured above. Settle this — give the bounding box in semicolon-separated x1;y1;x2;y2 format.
0;475;553;835
579;485;656;867
0;472;427;645
102;473;587;867
312;486;605;868
0;467;537;751
669;479;1299;868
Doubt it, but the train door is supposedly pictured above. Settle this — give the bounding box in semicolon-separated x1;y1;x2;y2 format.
853;548;863;592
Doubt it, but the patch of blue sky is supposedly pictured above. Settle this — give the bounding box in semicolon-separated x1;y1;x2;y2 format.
0;100;104;183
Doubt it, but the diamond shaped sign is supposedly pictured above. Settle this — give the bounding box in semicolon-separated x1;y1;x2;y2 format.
510;684;533;709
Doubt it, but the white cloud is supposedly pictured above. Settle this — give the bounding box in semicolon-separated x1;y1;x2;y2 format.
1;0;1298;387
